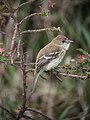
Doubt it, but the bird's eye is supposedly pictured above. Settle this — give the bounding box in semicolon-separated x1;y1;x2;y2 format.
62;40;65;43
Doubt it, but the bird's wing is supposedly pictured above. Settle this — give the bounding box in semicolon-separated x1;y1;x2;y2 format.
35;44;62;73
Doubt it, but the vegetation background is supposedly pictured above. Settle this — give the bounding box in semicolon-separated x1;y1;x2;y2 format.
0;0;90;119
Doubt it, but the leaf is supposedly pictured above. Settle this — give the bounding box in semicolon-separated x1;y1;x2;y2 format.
59;105;74;119
39;6;48;16
0;56;10;62
77;48;88;55
41;11;48;16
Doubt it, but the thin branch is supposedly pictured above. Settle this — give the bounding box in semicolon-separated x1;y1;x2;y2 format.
25;69;34;73
20;47;27;110
17;39;21;57
15;45;27;120
20;27;62;34
24;62;35;66
21;68;27;110
55;72;88;80
18;12;42;25
0;105;15;118
57;65;90;71
16;0;35;11
12;61;35;66
10;23;19;63
10;23;18;50
3;0;12;13
26;108;52;120
0;13;11;17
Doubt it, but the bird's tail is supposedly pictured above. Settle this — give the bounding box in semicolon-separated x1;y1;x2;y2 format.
30;71;41;93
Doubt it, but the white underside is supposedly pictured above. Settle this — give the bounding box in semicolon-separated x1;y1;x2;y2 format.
45;43;70;71
45;50;65;71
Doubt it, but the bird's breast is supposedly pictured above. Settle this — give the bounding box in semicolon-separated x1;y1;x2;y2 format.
45;50;66;71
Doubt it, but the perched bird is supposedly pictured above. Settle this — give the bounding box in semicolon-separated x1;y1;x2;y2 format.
31;35;73;93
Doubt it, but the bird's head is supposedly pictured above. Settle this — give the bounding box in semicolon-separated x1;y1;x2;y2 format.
52;35;73;50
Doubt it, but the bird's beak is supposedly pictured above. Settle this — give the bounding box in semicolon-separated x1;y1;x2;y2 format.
67;40;73;43
69;40;73;43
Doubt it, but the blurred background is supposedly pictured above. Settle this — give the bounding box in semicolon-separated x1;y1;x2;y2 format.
0;0;90;119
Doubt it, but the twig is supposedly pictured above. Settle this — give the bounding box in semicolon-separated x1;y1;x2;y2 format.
25;69;34;73
57;65;90;71
20;27;62;34
10;23;18;63
18;12;42;25
0;105;15;118
10;23;18;50
24;62;35;66
17;39;21;57
0;13;11;17
55;72;88;80
21;65;27;111
55;74;62;82
15;44;27;120
26;108;52;120
3;0;12;13
16;0;35;11
40;74;47;80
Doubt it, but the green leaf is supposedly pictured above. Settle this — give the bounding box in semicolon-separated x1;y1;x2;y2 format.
41;11;48;16
0;56;10;62
59;105;73;119
39;6;48;16
77;48;88;55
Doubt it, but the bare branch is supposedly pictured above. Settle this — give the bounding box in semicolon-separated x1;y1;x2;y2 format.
10;23;18;63
16;0;35;11
10;24;18;50
15;46;27;120
26;108;52;120
3;0;12;13
18;12;42;25
0;13;11;17
20;27;62;34
25;69;34;73
55;72;88;80
0;105;15;118
24;62;35;66
17;39;21;57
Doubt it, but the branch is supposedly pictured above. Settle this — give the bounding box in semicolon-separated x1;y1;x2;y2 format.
26;108;52;120
0;105;15;118
10;23;18;63
18;12;42;25
3;0;12;13
54;72;88;80
10;24;18;50
0;13;11;17
15;45;27;120
20;27;62;34
16;0;35;11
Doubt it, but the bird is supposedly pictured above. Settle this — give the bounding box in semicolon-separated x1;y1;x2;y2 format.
31;35;73;93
